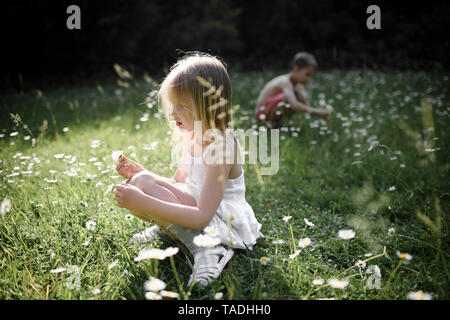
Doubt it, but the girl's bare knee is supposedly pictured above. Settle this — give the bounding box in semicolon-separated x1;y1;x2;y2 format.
129;172;155;188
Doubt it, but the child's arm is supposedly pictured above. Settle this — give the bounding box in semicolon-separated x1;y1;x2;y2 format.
118;160;231;230
283;84;330;120
294;83;309;105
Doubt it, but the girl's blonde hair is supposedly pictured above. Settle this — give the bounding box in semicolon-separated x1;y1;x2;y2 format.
158;52;238;168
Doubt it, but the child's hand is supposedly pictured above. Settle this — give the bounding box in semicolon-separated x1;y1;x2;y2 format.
313;109;331;121
116;155;145;180
113;183;146;211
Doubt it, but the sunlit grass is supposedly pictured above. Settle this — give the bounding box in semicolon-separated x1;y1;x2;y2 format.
0;69;449;299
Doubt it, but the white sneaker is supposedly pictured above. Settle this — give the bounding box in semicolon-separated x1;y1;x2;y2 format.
130;225;167;244
188;245;234;287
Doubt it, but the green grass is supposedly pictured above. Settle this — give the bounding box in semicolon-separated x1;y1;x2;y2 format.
0;69;449;300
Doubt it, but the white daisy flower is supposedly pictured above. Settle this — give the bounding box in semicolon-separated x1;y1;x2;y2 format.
145;291;162;300
134;248;169;261
298;237;311;248
289;249;302;260
327;278;349;289
92;288;101;295
272;239;284;245
193;234;221;248
54;153;65;159
144;277;166;292
388;186;396;191
50;267;66;274
85;220;96;231
304;218;315;227
214;292;224;300
396;251;412;262
282;215;292;223
91;140;101;148
338;229;355;240
407;290;432;300
160;290;179;298
107;259;119;270
388;227;395;236
111;150;124;162
259;256;271;265
1;198;11;214
203;226;218;236
355;260;366;269
312;279;324;286
164;247;179;258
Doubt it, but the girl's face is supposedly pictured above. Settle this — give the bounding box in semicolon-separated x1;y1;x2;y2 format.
171;103;194;132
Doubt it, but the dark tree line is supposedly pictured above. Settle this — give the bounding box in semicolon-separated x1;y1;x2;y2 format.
2;0;449;89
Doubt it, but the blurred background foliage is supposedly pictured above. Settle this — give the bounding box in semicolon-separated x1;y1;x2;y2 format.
2;0;449;90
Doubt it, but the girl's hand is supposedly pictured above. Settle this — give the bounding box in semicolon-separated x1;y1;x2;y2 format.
113;183;146;211
116;155;145;180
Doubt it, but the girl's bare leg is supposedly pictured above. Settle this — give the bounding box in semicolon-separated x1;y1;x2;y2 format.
124;171;197;228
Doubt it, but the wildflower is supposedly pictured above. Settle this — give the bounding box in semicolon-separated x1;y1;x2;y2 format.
312;279;324;286
396;251;412;262
144;277;166;292
1;198;11;214
164;247;179;258
160;290;179;298
107;259;119;270
125;214;133;220
282;216;292;223
388;227;395;236
92;288;101;295
85;220;96;231
54;153;65;159
355;260;366;269
193;234;221;248
63;127;69;132
214;292;224;300
407;290;432;300
272;239;284;245
111;150;124;162
91;140;101;148
50;267;66;274
289;249;302;260
145;291;162;300
388;186;396;191
298;237;311;248
304;218;315;227
203;226;218;237
134;248;168;261
259;256;271;265
338;229;355;240
327;278;349;289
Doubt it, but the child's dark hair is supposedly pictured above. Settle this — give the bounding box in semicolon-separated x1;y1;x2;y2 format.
291;52;318;69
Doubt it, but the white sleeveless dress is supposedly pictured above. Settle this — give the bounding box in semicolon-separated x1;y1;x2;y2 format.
174;135;263;250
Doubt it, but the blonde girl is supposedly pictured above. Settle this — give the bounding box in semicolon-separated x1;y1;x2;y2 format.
113;52;263;287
